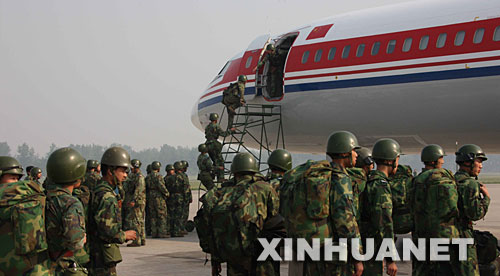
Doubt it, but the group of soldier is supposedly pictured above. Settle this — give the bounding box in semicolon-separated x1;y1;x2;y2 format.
194;125;493;276
0;146;193;276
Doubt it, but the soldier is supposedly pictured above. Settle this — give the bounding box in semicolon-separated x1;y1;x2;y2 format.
181;160;192;234
165;162;186;237
145;164;153;237
72;162;92;268
45;148;88;275
24;165;34;180
205;112;234;182
254;44;286;98
266;148;292;192
347;147;373;225
123;159;147;246
0;156;51;275
412;144;462;275
30;167;44;191
455;144;490;275
200;153;282;276
149;161;170;238
222;74;247;128
360;138;400;276
197;144;215;190
88;147;137;275
83;160;101;191
164;164;175;183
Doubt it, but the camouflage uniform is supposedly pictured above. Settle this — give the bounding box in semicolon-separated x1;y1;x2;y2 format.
389;164;414;235
145;172;152;236
205;122;232;180
197;152;215;190
455;170;491;275
72;185;91;265
88;180;128;276
256;49;286;98
306;162;362;275
412;168;461;275
123;170;146;245
181;171;192;232
165;173;185;236
46;187;87;275
360;170;395;275
346;167;367;224
82;171;101;191
0;180;51;275
223;82;246;128
148;172;169;238
266;171;282;193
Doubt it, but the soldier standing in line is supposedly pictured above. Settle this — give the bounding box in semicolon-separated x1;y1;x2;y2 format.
205;113;234;182
29;167;42;184
123;159;147;246
360;138;401;276
45;148;88;275
149;161;170;238
347;147;374;226
88;147;137;276
181;160;192;235
145;164;153;237
83;160;101;191
412;144;462;275
0;156;51;275
455;144;490;275
222;75;247;129
24;165;34;180
197;144;215;190
266;148;292;192
72;165;91;268
164;164;175;184
166;162;186;237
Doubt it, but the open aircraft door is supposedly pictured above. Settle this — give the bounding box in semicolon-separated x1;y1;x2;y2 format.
242;35;271;99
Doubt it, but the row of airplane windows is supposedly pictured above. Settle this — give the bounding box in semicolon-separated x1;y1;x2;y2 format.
298;26;500;64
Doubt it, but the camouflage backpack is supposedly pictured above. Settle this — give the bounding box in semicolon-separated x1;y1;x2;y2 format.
413;168;460;239
0;180;48;274
389;164;414;234
280;160;332;242
221;82;239;105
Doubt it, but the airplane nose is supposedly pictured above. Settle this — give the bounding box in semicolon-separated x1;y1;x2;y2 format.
191;99;203;131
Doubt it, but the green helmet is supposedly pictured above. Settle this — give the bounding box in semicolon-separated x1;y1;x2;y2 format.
268;149;292;171
181;160;189;168
198;144;207;152
131;159;142;168
30;167;42;178
238;75;247;83
165;164;174;171
372;138;402;161
101;147;131;168
231;152;259;174
174;161;183;170
355;147;374;167
0;156;24;177
209;113;219;121
87;160;99;169
326;131;360;154
421;144;445;162
47;147;87;184
146;164;152;174
266;44;275;51
151;161;161;171
26;166;34;174
455;144;487;163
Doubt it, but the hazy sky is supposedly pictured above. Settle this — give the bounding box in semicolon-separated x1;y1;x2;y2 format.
0;0;411;155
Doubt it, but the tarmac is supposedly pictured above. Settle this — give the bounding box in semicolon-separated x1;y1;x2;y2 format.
117;184;500;275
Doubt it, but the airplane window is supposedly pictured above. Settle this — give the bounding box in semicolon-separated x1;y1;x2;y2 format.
342;45;351;59
328;47;337;60
436;33;447;48
371;42;380;55
455;31;465;46
419;35;429;50
494;26;500;41
356;44;365;57
387;40;396;54
402;38;412;52
302;51;310;64
245;56;253;69
474;28;485;44
217;61;230;75
314;49;323;62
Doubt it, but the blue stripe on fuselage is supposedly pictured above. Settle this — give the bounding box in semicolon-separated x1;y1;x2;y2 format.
197;65;500;110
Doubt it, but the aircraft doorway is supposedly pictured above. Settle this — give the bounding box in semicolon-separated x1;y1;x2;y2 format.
255;33;298;101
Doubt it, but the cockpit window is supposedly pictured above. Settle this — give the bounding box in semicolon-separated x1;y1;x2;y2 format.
217;61;230;76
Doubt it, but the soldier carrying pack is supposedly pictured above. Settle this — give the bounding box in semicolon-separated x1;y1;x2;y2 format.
390;164;414;234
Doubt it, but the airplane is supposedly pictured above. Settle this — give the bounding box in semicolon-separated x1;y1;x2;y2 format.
191;0;500;154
